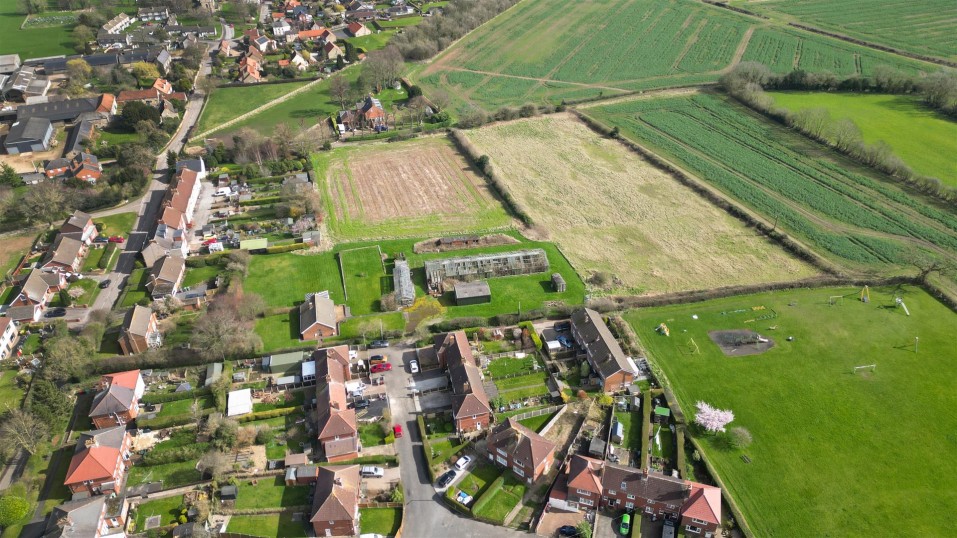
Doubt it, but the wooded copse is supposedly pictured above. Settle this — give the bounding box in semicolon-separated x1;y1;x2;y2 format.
390;0;521;60
720;63;957;202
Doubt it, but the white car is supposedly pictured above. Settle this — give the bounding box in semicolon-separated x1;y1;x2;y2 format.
454;455;472;470
409;359;419;374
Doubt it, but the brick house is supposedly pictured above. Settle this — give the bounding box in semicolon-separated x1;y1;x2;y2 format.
41;234;88;273
486;417;557;484
434;331;491;434
310;465;360;537
563;455;604;509
299;293;339;341
89;370;145;429
44;495;128;538
313;346;359;462
63;426;132;496
571;308;637;392
146;255;186;299
10;270;66;307
117;305;162;355
0;317;19;362
60;210;99;245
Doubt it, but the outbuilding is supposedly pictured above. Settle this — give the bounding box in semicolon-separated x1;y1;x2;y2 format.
4;117;53;154
226;389;253;417
453;280;491;306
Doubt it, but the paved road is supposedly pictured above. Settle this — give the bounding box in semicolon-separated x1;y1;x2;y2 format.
377;344;529;538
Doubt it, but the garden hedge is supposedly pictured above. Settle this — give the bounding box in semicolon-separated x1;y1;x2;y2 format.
417;416;436;482
236;407;298;423
142;386;213;404
470;474;505;515
317;455;398;466
264;243;307;254
97;243;118;269
518;321;542;350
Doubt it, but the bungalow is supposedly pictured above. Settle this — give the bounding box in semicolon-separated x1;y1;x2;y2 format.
146;255;186;299
435;331;491;434
299;292;339;341
570;308;637;392
346;22;371;37
89;370;145;429
297;28;325;42
10;270;66;307
44;495;128;538
0;318;19;362
345;8;377;21
310;465;360;537
63;426;132;496
45;152;102;183
486;417;557;484
313;346;360;462
250;35;277;54
60;209;99;244
118;305;162;355
41;234;88;274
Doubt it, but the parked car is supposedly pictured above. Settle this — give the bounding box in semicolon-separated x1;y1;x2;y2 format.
349;399;371;410
369;339;389;349
93;236;109;243
392;424;402;438
619;514;631;535
98;279;111;289
454;455;472;470
558;334;574;349
359;466;384;478
554;321;571;332
202;238;218;246
370;363;392;373
455;490;473;506
45;308;66;318
557;526;579;537
437;470;456;488
369;355;389;365
408;359;419;374
108;236;124;243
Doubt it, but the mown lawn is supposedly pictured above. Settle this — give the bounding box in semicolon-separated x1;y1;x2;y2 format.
340;246;386;315
486;356;537;378
473;474;526;523
614;409;642;452
134;495;183;531
359;507;402;535
0;367;25;410
126;460;201;489
196;81;310;135
517;411;555;433
227;513;307;537
120;268;150;307
234;475;310;509
454;463;500;499
494;372;547;391
346;29;397;52
182;264;221;288
67;278;101;306
81;247;106;272
626;285;957;537
255;311;315;353
246;252;345;308
359;422;387;447
94;212;137;237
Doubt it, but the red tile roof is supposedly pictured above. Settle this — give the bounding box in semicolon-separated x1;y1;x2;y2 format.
103;370;140;390
682;483;721;524
117;89;162;102
65;446;120;485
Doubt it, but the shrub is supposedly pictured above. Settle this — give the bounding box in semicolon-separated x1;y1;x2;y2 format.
265;243;307;254
729;427;753;449
0;495;30;526
255;429;272;445
97;243;117;269
236;407;298;423
470;474;505;515
518;321;542;349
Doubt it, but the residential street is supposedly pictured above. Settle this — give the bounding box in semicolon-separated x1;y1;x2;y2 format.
378;344;529;538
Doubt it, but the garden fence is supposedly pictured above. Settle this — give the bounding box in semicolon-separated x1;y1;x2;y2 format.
506;404;563;422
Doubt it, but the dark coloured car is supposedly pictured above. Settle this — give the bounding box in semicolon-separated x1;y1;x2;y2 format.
558;334;574;349
557;525;578;537
554;321;571;332
369;339;389;349
437;470;456;488
98;279;112;289
93;236;109;243
349;399;371;410
45;308;66;318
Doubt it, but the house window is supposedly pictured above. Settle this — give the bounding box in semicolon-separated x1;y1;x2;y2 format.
580;498;593;507
497;448;507;457
626;494;635;500
625;502;634;509
575;489;592;496
692;519;710;525
608;489;616;495
513;467;524;477
686;525;702;534
496;456;508;466
620;482;626;489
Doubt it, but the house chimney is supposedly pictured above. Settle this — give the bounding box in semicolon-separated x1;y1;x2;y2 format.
642;467;649;479
333;477;342;487
85;437;98;448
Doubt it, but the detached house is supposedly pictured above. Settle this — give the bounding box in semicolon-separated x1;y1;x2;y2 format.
338;95;386;131
322;41;343;61
238;55;262;83
89;370;145;428
41;234;88;274
63;426;132;496
0;318;19;362
571;308;637;392
146;255;186;299
44;495;128;538
435;331;491;434
299;292;339;340
346;22;371;37
10;270;66;307
45;153;103;183
487;417;556;483
313;346;360;462
60;210;99;244
118;305;161;355
310;465;360;537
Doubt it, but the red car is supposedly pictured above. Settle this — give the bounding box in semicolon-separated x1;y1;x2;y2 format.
370;363;392;373
202;238;219;246
393;425;402;438
108;236;124;243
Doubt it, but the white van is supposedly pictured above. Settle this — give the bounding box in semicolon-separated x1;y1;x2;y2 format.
214;187;231;196
360;466;384;478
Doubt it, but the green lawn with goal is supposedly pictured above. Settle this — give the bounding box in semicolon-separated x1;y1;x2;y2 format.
626;285;957;536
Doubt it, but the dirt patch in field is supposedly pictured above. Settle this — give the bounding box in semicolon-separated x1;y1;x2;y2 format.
412;233;519;253
708;329;775;356
464;114;818;295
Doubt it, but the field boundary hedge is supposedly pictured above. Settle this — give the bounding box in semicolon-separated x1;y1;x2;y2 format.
786;22;957;68
448;129;533;225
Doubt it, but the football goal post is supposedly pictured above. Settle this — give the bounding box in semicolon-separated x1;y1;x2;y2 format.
853;364;876;374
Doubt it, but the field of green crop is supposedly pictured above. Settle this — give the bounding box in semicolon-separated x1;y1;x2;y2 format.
737;0;957;61
626;285;957;536
583;93;957;270
412;0;934;110
768;92;957;188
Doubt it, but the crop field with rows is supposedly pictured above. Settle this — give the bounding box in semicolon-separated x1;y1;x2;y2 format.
738;0;957;61
583;93;957;272
412;0;937;111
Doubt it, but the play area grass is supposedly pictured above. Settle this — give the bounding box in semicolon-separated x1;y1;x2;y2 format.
769;92;957;187
625;285;957;537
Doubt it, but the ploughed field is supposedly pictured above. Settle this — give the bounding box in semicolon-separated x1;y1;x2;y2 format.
463;113;817;295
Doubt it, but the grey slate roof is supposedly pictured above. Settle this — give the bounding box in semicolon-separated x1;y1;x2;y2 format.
44;495;125;537
571;308;634;380
89;384;136;417
299;293;336;335
6;117;51;144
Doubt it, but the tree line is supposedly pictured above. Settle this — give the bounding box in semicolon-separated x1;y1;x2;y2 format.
390;0;521;61
720;63;957;203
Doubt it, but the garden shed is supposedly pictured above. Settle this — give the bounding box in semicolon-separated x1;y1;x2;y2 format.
220;485;237;501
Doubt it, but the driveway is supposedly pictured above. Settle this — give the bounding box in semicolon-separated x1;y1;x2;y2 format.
382;340;528;538
594;512;629;538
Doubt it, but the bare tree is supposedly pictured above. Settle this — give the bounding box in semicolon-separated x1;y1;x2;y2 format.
192;309;243;360
0;410;48;455
22;182;69;227
330;74;351;111
197;450;231;481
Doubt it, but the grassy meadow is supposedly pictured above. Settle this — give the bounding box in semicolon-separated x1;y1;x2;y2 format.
626;285;957;536
769;92;957;187
195;81;310;136
94;212;137;237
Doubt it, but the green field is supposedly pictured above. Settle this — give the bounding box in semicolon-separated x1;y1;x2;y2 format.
583;93;957;271
0;0;75;57
738;0;957;61
340;246;386;315
195;81;310;135
227;513;307;537
625;285;957;536
94;212;137;238
346;29;397;52
412;0;931;110
769;92;957;187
